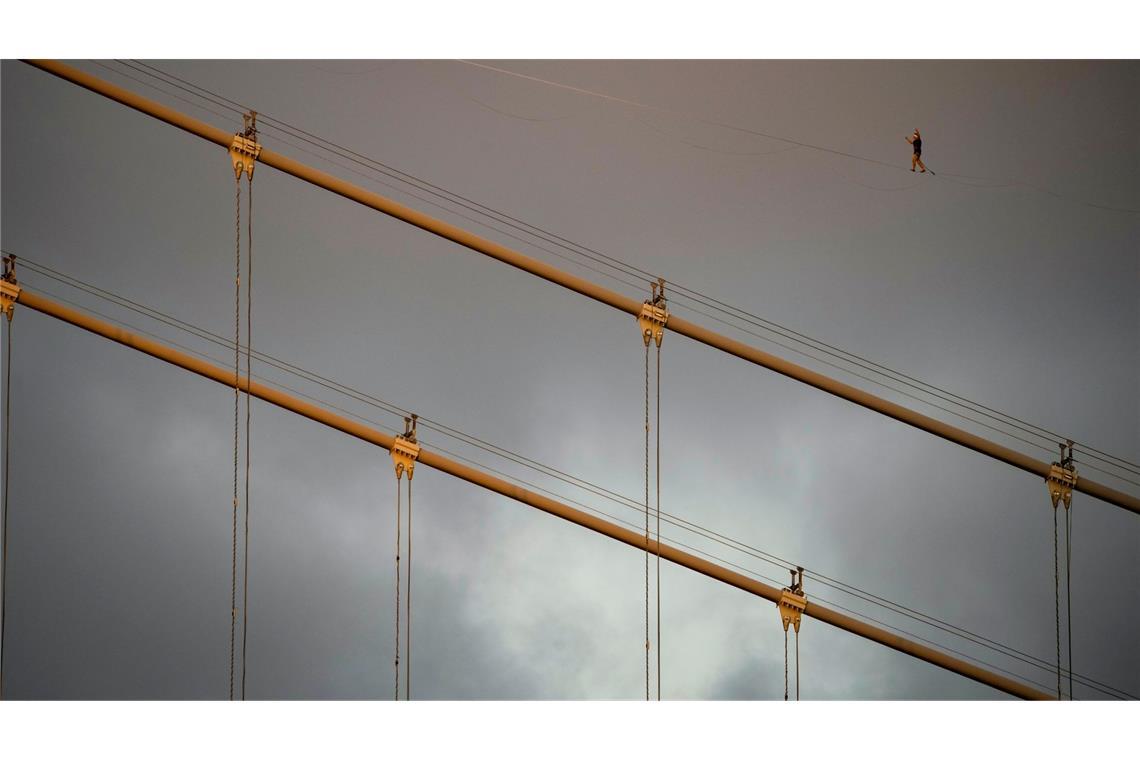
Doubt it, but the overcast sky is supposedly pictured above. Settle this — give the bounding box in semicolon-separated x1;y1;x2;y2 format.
1;59;1137;700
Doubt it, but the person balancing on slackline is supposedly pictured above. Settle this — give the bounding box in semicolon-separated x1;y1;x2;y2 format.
906;128;930;173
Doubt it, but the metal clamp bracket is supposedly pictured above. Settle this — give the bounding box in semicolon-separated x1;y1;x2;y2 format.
638;278;668;347
229;112;261;180
1;255;19;321
777;567;806;633
391;415;421;480
1046;441;1077;510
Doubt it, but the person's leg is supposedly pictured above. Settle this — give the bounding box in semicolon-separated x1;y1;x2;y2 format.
916;155;927;172
911;154;918;171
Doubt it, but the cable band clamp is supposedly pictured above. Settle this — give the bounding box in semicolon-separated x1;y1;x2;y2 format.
391;415;420;481
1046;441;1077;510
638;278;668;347
777;567;806;634
1;255;19;321
229;112;261;180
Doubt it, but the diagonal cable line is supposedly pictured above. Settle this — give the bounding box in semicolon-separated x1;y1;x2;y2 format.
105;60;1140;483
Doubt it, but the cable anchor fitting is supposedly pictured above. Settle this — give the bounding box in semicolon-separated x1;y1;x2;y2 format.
1;254;20;321
777;567;806;634
391;414;421;481
229;111;261;180
637;278;668;347
1045;440;1077;510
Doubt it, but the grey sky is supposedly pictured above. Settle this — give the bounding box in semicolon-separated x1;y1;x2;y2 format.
1;59;1137;700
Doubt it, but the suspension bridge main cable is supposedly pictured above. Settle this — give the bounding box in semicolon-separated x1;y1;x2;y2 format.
10;284;1067;700
13;274;1132;700
21;280;1123;702
9;253;1135;700
100;59;1140;486
100;60;1140;486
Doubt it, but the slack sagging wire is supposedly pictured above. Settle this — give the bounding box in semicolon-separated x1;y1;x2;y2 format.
633;115;804;158
105;61;1140;487
453;60;1140;216
12;257;1135;700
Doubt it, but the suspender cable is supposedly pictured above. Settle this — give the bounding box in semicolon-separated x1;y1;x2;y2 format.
22;59;1138;517
225;111;258;702
406;475;412;701
12;287;1057;700
1053;503;1061;699
643;340;650;701
655;341;662;701
391;417;418;700
239;167;254;701
0;264;14;700
777;568;805;701
229;173;241;702
783;627;789;701
1045;444;1076;700
394;475;401;700
1065;506;1073;699
795;625;800;700
639;281;666;700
